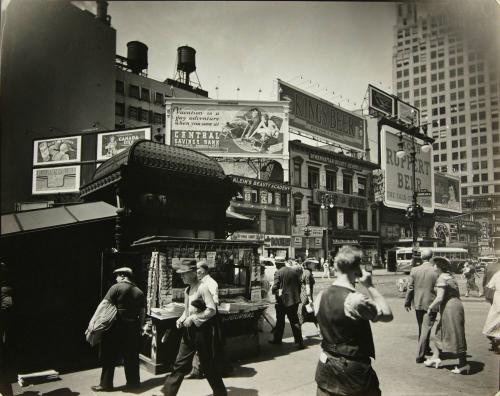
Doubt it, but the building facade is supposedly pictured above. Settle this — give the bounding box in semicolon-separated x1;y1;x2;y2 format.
393;1;500;255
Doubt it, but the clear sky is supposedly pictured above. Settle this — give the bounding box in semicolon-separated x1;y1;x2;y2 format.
102;1;396;110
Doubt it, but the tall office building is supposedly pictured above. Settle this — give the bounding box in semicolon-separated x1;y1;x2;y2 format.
392;1;500;255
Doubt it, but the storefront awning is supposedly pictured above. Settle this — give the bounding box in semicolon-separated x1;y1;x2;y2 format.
1;201;117;236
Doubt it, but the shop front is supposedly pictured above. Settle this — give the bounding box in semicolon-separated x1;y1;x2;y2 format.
263;234;291;259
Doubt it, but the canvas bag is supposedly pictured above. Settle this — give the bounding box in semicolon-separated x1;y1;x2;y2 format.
85;300;117;346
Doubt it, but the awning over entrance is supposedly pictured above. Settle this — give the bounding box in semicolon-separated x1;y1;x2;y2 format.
1;201;117;236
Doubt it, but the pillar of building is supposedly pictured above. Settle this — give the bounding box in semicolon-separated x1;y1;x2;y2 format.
259;209;267;234
353;211;359;230
367;205;373;231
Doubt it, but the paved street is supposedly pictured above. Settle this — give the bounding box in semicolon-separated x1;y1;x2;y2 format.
10;272;499;396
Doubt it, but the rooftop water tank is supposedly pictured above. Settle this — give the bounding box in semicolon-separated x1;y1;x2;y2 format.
127;41;148;74
177;46;196;74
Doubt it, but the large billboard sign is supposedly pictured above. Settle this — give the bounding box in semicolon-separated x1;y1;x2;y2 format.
380;126;434;212
368;85;395;117
32;165;81;195
33;136;81;166
165;99;289;159
434;172;461;213
97;127;151;161
277;80;365;150
397;100;420;126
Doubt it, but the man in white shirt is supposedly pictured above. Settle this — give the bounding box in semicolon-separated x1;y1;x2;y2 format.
160;260;226;396
198;262;219;305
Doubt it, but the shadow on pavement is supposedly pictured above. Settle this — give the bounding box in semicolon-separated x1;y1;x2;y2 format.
226;386;258;395
16;388;79;396
114;376;165;394
439;360;484;375
228;366;257;378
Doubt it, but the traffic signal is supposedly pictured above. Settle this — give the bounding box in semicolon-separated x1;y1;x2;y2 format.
304;227;311;237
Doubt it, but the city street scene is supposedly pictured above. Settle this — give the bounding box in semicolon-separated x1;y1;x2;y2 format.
0;1;499;396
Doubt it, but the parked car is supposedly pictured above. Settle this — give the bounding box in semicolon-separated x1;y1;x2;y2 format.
478;256;498;272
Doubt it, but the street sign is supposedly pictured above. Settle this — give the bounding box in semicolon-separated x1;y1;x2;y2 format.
416;190;432;197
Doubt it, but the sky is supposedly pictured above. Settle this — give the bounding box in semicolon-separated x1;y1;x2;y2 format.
82;1;397;111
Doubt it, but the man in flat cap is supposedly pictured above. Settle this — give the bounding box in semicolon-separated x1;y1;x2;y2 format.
91;267;145;392
160;260;227;396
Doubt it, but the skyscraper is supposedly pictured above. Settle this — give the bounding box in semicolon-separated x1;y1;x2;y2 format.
392;1;500;255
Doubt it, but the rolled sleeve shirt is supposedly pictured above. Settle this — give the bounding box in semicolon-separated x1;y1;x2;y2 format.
179;283;216;328
201;274;219;305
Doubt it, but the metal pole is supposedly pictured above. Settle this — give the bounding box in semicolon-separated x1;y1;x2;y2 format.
411;137;418;262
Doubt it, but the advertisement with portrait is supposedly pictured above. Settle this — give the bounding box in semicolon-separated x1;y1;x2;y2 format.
33;136;81;166
165;99;289;159
434;172;461;213
97;127;152;161
368;85;395;118
277;80;364;151
32;165;81;195
380;126;434;212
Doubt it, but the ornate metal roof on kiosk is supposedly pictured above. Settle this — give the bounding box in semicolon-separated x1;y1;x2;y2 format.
81;140;227;197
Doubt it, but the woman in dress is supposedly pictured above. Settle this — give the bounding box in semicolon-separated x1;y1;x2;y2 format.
298;261;320;336
424;256;469;374
462;261;479;297
482;270;500;353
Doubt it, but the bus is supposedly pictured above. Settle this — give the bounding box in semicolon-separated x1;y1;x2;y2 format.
396;247;469;274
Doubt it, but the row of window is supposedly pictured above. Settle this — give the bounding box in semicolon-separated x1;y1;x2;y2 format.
116;80;166;105
115;103;165;125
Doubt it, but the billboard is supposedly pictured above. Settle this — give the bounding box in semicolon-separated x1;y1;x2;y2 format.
166;99;289;159
434;172;461;213
368;85;395;117
278;80;365;150
32;165;81;195
97;127;151;161
33;136;81;166
380;126;434;212
397;100;420;126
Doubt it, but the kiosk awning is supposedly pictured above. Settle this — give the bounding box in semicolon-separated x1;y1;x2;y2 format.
1;201;117;236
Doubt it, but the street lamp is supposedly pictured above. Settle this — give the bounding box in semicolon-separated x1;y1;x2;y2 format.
304;224;311;258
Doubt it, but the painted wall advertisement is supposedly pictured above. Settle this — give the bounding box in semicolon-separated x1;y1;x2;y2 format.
380;126;434;212
97;127;151;161
32;165;81;195
278;80;365;150
33;136;81;166
166;100;289;159
434;172;461;213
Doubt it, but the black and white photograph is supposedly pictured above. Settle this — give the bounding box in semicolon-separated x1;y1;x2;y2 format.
1;1;499;396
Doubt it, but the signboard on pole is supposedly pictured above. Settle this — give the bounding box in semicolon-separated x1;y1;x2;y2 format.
380;126;434;212
277;79;365;151
97;127;151;161
165;98;289;159
397;100;420;126
368;85;395;117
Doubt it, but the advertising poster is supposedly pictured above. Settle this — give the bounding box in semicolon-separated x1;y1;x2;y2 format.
33;136;81;166
434;172;461;213
380;126;434;212
368;85;395;117
167;101;287;158
397;100;420;126
97;127;151;160
278;80;365;150
32;165;81;195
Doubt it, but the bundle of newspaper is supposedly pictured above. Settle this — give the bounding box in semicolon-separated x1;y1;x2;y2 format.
18;369;60;387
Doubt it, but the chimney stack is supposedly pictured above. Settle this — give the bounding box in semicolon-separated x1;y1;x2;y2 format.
96;0;111;26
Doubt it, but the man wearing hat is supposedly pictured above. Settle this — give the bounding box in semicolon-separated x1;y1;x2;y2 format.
91;267;145;392
160;260;227;396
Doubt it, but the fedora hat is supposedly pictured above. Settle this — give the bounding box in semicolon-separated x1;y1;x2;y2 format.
176;259;197;274
113;267;133;277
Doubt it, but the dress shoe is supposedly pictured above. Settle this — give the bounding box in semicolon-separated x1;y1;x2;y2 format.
124;382;141;390
423;358;442;368
268;340;282;345
451;364;470;375
91;385;113;392
416;357;426;364
185;372;204;379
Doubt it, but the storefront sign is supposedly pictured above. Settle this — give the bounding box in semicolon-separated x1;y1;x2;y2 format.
331;239;359;246
295;214;309;227
32;165;81;195
33;136;81;166
309;152;363;172
314;190;367;210
97;127;151;161
434;172;461;213
265;235;291;248
380;126;433;212
229;175;291;192
368;85;395;117
166;100;289;159
231;232;265;241
278;80;364;150
292;225;324;237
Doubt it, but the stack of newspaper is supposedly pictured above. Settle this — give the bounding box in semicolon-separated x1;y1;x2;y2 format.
18;369;60;387
150;302;185;319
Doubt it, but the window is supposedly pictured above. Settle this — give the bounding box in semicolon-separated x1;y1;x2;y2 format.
128;106;138;120
129;84;140;99
308;166;320;189
343;209;353;229
482;186;489;194
293;162;302;186
326;170;336;191
308;201;320;226
481;173;488;181
116;80;125;95
440;153;447;161
461;176;467;183
472;137;478;145
141;88;150;102
293;197;302;225
343;174;353;194
473;174;480;182
358;211;367;231
250;189;259;203
461;187;468;196
140;109;149;122
155;92;164;104
357;177;366;197
115;102;125;116
473;186;480;194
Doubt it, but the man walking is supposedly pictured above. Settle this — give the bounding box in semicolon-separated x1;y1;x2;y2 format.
270;260;304;349
160;260;226;396
404;248;438;363
322;257;330;279
91;267;145;392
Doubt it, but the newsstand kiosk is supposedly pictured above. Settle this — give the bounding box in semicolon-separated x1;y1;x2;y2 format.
80;140;268;374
